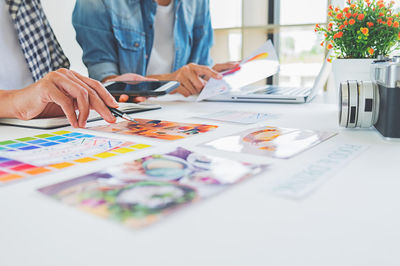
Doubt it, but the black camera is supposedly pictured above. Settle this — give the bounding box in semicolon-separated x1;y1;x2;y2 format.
339;56;400;139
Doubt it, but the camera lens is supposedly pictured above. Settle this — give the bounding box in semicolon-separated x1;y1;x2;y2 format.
339;80;379;128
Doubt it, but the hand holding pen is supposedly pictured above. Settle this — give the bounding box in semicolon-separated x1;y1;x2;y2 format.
107;107;139;123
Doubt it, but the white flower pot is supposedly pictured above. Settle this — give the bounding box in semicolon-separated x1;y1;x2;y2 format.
332;58;375;91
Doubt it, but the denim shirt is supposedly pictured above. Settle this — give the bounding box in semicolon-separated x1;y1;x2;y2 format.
73;0;214;82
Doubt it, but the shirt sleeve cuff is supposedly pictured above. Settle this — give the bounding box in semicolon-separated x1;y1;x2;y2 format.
88;62;119;82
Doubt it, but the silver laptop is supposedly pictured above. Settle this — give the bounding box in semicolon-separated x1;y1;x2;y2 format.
206;58;332;104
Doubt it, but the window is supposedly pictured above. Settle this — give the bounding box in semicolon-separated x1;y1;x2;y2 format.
210;0;330;87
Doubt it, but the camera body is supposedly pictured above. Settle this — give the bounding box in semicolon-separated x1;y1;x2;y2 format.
339;56;400;139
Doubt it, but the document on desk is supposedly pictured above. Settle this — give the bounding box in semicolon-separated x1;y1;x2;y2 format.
200;126;337;159
88;119;218;141
38;147;266;229
197;40;280;101
195;110;270;124
271;143;369;199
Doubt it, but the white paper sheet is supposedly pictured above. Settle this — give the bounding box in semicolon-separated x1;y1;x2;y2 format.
197;40;279;101
195;110;270;124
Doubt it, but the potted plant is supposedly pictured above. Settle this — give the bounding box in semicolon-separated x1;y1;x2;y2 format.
315;0;400;89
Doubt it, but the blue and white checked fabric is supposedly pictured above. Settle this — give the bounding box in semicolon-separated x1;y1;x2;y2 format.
5;0;70;82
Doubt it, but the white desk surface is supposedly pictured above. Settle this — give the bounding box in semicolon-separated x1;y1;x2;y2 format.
0;98;399;266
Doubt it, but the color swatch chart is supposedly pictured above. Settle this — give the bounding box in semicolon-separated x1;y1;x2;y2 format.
0;130;151;185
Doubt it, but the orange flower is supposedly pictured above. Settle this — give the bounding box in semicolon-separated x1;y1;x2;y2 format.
378;3;385;8
379;12;384;17
368;48;374;55
387;20;393;27
353;13;358;18
334;32;344;39
367;22;374;27
343;7;350;13
346;12;352;19
394;21;399;28
349;19;356;25
328;11;333;17
336;13;344;19
327;44;333;50
360;27;369;35
339;25;345;30
320;42;324;47
328;22;333;28
350;4;356;9
328;5;333;10
344;20;349;26
357;14;365;21
327;58;332;63
335;7;340;12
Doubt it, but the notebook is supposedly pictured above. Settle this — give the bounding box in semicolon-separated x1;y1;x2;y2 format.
0;103;161;129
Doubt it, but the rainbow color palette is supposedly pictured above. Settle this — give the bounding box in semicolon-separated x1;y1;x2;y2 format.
0;131;151;185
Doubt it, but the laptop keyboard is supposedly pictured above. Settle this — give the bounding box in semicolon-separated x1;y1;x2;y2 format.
254;86;311;96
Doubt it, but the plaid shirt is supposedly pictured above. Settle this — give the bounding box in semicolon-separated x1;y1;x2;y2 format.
5;0;70;82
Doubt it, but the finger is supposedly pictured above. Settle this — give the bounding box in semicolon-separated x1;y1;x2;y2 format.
213;62;240;72
132;96;146;103
186;70;206;94
61;70;116;125
175;81;192;97
86;89;116;124
45;85;79;128
50;71;90;128
71;70;119;108
193;65;223;80
119;94;129;102
178;74;196;97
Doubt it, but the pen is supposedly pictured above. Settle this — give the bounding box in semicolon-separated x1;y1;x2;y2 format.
108;107;139;123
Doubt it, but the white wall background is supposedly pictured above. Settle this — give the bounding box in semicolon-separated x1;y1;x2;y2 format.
41;0;87;75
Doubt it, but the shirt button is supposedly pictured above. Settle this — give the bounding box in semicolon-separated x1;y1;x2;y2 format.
145;55;149;59
134;42;140;47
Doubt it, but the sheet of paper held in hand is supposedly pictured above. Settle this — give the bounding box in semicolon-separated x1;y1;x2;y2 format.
197;40;280;101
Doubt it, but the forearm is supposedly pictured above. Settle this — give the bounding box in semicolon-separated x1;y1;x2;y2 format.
0;90;20;118
102;73;175;83
147;73;175;81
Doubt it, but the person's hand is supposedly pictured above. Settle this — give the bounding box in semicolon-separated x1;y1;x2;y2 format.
9;68;119;128
105;73;155;103
168;63;223;97
212;61;240;73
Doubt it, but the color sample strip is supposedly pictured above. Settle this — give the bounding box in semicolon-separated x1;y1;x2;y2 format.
0;131;152;185
0;174;23;182
74;157;97;163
